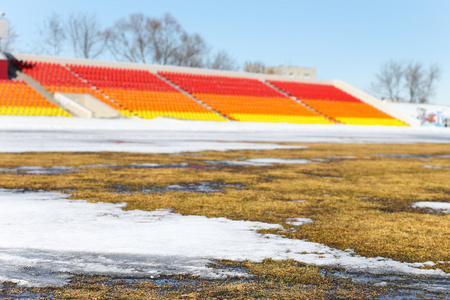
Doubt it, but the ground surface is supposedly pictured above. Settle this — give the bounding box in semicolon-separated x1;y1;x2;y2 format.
0;143;449;299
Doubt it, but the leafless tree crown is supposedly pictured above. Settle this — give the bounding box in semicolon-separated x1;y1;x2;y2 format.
25;12;242;70
67;13;108;59
371;60;441;103
244;61;265;73
106;13;152;63
207;50;238;71
148;13;184;65
106;13;215;68
38;13;66;56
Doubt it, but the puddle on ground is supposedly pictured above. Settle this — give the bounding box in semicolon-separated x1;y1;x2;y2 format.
0;272;253;299
0;155;361;176
322;268;449;298
203;158;313;167
128;162;226;170
0;290;53;299
298;172;341;178
311;156;357;162
374;154;450;159
109;182;245;194
0;166;78;175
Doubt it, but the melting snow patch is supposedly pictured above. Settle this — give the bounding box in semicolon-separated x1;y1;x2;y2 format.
129;162;223;170
142;182;244;193
411;202;450;214
375;154;429;158
311;156;357;162
0;189;448;287
0;166;78;175
246;158;313;165
285;218;313;226
203;158;313;167
109;182;244;194
423;165;442;169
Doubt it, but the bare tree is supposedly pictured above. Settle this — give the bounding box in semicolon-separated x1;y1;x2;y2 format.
67;13;107;59
370;61;404;101
38;13;66;56
244;61;265;73
149;13;183;65
106;13;152;63
404;62;441;103
172;32;208;68
419;64;441;103
207;50;237;71
0;22;18;52
370;60;442;103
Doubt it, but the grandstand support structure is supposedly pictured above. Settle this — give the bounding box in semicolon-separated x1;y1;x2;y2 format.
332;80;421;127
264;81;339;124
54;92;122;118
65;66;137;118
156;73;231;121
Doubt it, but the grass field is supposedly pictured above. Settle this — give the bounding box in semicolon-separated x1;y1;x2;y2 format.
0;143;449;299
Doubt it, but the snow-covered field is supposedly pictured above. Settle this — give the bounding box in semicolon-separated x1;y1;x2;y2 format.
0;116;449;153
0;116;449;288
1;189;448;287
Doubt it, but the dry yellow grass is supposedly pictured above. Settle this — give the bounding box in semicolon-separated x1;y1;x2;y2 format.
0;143;449;298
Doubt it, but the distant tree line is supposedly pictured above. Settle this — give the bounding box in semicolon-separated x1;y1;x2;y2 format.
1;16;442;102
371;60;441;104
2;13;238;71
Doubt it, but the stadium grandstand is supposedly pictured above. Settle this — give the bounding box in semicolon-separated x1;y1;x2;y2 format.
1;53;418;126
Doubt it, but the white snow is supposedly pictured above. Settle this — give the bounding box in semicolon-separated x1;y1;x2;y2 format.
0;116;449;154
285;218;313;226
412;202;450;214
0;166;77;175
246;158;313;165
423;165;443;169
0;189;447;287
203;157;311;167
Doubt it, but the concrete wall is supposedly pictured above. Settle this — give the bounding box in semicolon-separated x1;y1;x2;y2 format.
0;52;7;79
54;93;121;118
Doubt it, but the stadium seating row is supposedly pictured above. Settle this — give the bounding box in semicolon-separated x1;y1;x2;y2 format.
268;80;407;126
159;72;334;124
0;79;71;117
66;65;226;121
0;59;407;126
13;60;125;112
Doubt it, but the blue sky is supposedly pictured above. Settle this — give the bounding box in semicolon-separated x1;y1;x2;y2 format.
2;0;450;105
